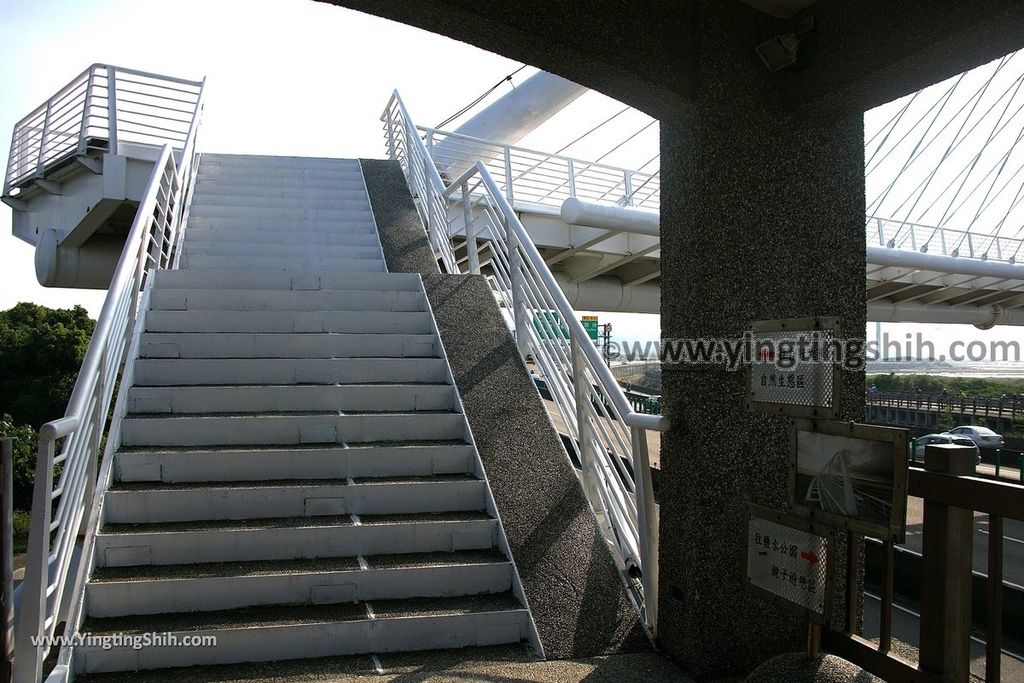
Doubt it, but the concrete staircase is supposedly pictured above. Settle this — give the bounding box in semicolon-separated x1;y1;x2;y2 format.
77;155;532;676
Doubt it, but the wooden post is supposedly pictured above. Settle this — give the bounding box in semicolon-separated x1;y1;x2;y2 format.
1;439;13;683
918;443;975;681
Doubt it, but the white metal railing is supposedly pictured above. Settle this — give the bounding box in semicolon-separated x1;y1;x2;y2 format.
4;64;204;197
383;91;667;633
12;74;204;683
866;216;1023;263
380;104;661;211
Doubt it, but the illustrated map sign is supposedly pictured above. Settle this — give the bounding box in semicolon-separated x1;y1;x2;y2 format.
581;315;599;341
745;505;829;623
790;419;908;543
746;317;843;419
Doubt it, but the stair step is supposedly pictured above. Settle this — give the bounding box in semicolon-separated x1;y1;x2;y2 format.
73;643;537;682
132;357;448;386
186;215;378;231
113;443;476;483
145;309;433;334
120;411;466;447
182;241;382;260
138;332;438;360
153;269;422;292
179;254;386;272
96;511;497;566
87;550;512;617
191;184;369;199
76;594;527;673
191;196;369;211
184;227;382;246
149;289;421;313
127;383;452;413
104;474;485;523
188;204;374;220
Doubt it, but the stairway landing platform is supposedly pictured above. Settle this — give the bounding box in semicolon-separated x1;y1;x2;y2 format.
76;646;693;682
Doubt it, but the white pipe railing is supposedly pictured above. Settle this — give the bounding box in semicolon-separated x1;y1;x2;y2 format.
12;74;204;683
383;91;666;633
867;215;1023;263
414;123;661;211
4;64;204;197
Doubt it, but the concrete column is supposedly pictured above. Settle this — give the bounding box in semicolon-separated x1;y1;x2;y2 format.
656;5;866;678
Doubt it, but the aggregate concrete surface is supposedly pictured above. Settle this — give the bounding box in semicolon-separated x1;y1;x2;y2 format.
362;158;648;658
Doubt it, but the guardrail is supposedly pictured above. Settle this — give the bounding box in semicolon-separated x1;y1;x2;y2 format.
866;390;1024;420
12;71;203;683
382;90;668;633
379;109;660;211
824;448;1024;683
4;64;204;197
866;215;1023;264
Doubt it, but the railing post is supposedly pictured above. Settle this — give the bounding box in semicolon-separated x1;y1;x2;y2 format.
425;130;434;159
506;219;529;357
567;159;577;198
106;67;118;155
424;156;438;251
918;443;975;682
384;106;397;160
572;343;594;485
623;170;633;206
630;426;659;634
462;182;480;275
78;67;97;155
2;439;13;683
35;100;53;177
13;439;56;683
503;146;515;204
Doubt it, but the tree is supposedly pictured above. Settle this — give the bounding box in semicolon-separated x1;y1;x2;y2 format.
0;303;95;430
0;414;38;511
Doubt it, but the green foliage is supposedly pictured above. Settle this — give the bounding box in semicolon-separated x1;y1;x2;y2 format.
938;407;955;431
0;415;37;511
0;302;95;430
13;510;31;554
866;374;1024;396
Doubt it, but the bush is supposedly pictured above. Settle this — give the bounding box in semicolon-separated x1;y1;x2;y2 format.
0;303;94;430
13;510;31;554
0;414;38;511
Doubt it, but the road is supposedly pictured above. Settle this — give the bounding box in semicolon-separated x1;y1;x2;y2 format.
863;591;1024;681
901;495;1024;586
541;399;661;469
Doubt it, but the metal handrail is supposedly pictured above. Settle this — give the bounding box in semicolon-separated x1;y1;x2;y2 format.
383;90;666;633
4;64;203;197
414;123;661;210
13;73;204;683
867;215;1023;263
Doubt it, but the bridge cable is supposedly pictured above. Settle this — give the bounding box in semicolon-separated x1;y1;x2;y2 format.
435;64;528;129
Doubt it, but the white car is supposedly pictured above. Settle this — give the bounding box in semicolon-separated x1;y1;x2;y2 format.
913;433;980;463
946;425;1005;449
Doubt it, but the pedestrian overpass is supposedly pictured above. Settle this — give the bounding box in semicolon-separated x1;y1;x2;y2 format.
3;53;1024;682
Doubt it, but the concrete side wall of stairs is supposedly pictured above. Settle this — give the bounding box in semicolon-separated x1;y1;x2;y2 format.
361;158;648;659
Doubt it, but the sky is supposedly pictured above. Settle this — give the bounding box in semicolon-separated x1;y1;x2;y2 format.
0;0;1020;358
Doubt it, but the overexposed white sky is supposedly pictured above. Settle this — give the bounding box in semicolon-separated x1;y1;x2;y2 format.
0;0;1020;355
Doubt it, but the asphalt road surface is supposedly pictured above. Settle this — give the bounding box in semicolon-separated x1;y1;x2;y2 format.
901;495;1024;587
863;591;1024;681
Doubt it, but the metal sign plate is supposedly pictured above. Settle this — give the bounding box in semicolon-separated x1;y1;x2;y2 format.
581;315;599;341
746;317;843;419
789;419;909;543
745;505;831;623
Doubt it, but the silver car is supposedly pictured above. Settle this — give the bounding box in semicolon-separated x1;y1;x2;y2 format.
946;425;1005;449
913;433;981;463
